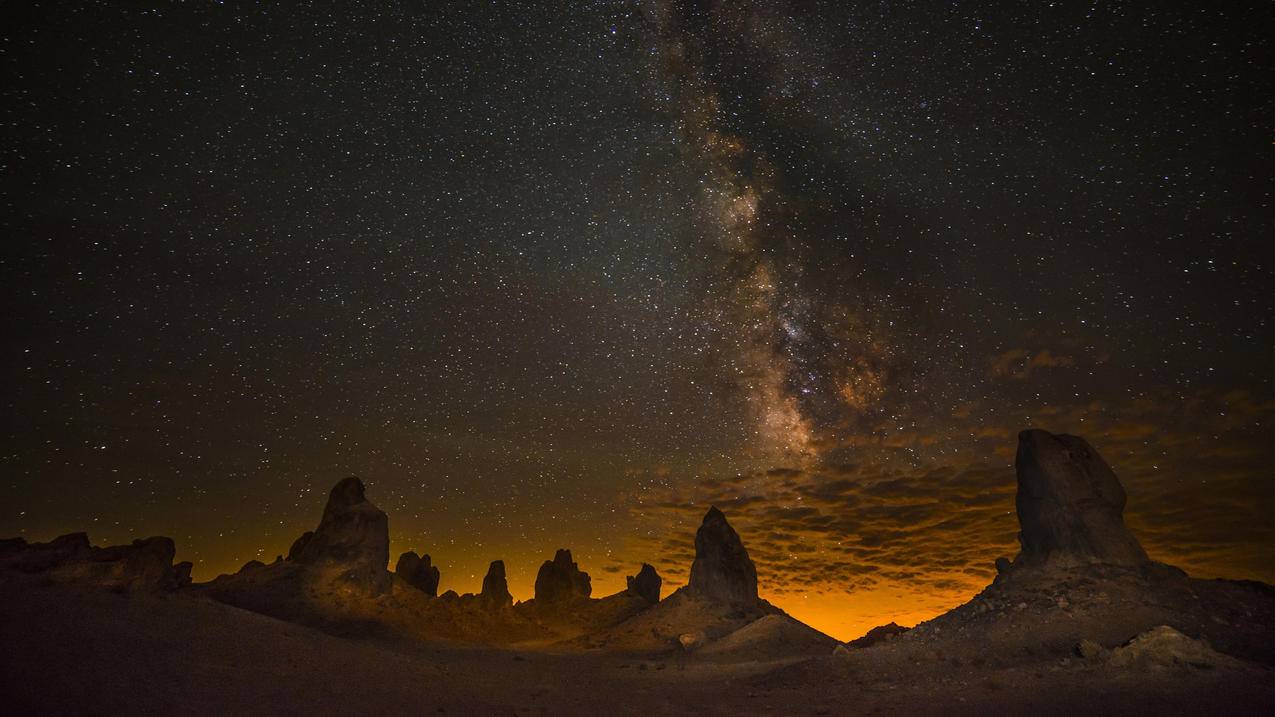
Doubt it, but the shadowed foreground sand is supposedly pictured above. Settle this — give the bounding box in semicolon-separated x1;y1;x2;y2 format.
2;579;1272;716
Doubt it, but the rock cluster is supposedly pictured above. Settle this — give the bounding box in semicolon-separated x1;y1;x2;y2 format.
687;506;758;604
395;551;441;596
0;532;191;591
533;549;592;604
1013;429;1150;569
626;563;662;604
290;476;391;593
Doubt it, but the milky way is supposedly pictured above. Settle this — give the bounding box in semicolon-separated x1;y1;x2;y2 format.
3;1;1272;638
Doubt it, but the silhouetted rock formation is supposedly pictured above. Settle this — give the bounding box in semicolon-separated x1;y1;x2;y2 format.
0;533;189;591
687;506;758;604
534;549;592;604
286;531;313;560
1013;429;1149;569
0;532;91;572
291;476;391;593
480;560;512;609
841;429;1275;672
395;551;440;596
626;563;661;604
846;622;910;649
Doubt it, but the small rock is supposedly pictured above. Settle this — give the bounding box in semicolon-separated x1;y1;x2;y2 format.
1077;640;1105;661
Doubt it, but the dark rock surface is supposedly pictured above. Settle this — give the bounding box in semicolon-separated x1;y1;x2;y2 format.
533;549;592;604
395;551;440;596
480;560;512;609
286;531;313;561
687;506;758;605
625;563;662;604
1013;429;1150;569
0;533;92;572
291;476;391;593
0;533;187;591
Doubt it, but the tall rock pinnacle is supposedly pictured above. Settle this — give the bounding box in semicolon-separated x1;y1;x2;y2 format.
293;476;391;593
480;559;512;609
687;506;758;604
1014;429;1150;568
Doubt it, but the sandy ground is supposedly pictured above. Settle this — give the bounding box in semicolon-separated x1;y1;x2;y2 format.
2;580;1273;716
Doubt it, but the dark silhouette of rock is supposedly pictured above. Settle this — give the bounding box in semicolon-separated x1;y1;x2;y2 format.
1013;430;1149;568
0;533;186;591
626;563;661;604
286;531;313;561
239;560;267;574
0;533;91;572
687;506;758;604
480;559;512;609
292;476;391;593
846;621;910;649
395;551;440;596
173;561;193;587
533;549;592;604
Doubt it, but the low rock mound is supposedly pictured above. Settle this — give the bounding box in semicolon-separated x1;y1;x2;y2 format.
846;621;910;649
1108;625;1240;671
699;614;838;661
0;533;190;591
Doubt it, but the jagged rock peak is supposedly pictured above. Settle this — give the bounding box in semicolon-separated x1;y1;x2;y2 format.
396;551;441;596
533;549;592;604
626;562;662;604
1013;429;1150;569
687;506;758;604
292;476;391;593
480;559;512;609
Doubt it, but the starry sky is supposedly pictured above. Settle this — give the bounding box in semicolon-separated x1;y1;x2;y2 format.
3;1;1272;640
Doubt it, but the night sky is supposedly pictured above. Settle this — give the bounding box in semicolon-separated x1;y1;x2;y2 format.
3;1;1272;639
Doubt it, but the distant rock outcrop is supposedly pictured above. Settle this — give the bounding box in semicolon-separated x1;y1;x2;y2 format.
846;621;910;649
1013;430;1150;569
687;506;758;604
291;476;391;593
533;549;592;604
626;563;662;604
0;533;189;591
395;551;440;596
480;560;512;609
